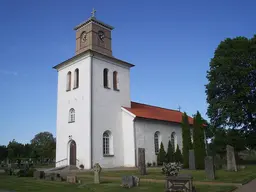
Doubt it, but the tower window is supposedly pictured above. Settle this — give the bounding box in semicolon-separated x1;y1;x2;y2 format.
103;68;109;88
113;71;119;91
74;68;79;89
103;130;113;156
66;71;71;91
69;108;75;123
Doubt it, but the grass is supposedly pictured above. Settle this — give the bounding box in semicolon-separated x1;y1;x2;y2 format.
77;165;256;184
0;174;236;192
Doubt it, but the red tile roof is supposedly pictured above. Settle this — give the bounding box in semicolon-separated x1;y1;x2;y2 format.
124;102;194;125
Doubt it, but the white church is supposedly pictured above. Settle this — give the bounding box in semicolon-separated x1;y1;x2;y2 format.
54;12;194;169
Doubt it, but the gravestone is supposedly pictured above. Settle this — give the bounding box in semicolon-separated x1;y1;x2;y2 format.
214;154;223;170
54;173;63;182
121;176;133;188
121;175;140;188
33;170;45;179
189;150;196;170
93;163;102;184
66;175;77;183
45;172;55;181
226;145;237;171
165;175;195;192
59;172;69;181
205;156;215;180
133;176;140;186
138;148;146;175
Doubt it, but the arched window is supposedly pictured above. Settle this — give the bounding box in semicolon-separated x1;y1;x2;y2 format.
69;108;75;123
103;68;109;88
154;131;160;154
171;132;176;150
113;71;119;90
103;131;113;156
66;71;71;91
74;69;79;89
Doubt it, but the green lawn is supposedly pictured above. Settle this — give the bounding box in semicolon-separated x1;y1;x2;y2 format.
77;165;256;184
0;175;236;192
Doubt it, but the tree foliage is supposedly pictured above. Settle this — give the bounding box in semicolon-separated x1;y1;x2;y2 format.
0;145;8;161
181;112;192;168
206;35;256;149
174;145;183;163
193;111;206;169
0;132;56;163
209;128;246;158
166;140;174;163
7;140;25;160
31;132;56;160
157;142;166;166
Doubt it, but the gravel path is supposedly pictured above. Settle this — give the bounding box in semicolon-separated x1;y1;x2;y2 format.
233;179;256;192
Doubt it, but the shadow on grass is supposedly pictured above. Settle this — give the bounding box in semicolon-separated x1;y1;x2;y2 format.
100;180;114;184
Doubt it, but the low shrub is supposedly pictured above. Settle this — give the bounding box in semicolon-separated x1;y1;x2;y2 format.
27;168;36;177
79;164;84;169
4;168;14;176
161;162;182;176
17;169;26;177
16;168;36;177
147;162;152;167
152;162;156;167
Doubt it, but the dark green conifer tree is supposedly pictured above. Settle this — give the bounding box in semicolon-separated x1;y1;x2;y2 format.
193;111;206;169
182;112;192;168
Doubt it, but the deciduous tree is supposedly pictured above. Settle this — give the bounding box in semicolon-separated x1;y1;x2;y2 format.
206;35;256;149
0;145;7;161
31;132;56;160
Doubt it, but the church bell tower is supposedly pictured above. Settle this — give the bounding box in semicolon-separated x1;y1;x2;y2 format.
74;9;114;56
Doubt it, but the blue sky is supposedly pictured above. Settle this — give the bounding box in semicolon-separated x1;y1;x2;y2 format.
0;0;255;145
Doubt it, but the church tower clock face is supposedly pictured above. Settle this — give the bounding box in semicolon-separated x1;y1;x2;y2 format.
98;31;105;41
81;32;87;42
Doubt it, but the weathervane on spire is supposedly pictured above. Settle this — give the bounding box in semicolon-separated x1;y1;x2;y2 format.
91;8;96;18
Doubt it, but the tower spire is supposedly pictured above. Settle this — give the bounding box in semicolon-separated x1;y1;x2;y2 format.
91;8;96;18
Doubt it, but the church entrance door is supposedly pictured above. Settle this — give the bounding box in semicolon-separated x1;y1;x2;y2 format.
69;140;76;166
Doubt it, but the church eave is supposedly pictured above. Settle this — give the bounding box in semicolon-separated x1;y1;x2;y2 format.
74;17;114;31
53;49;134;70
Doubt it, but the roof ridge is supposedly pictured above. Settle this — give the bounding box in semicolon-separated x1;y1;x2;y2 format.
131;101;182;113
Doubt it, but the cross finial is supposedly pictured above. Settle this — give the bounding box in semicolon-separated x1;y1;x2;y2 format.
178;105;182;112
91;8;96;18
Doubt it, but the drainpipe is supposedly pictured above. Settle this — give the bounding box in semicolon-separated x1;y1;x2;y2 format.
133;118;137;167
89;52;94;169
